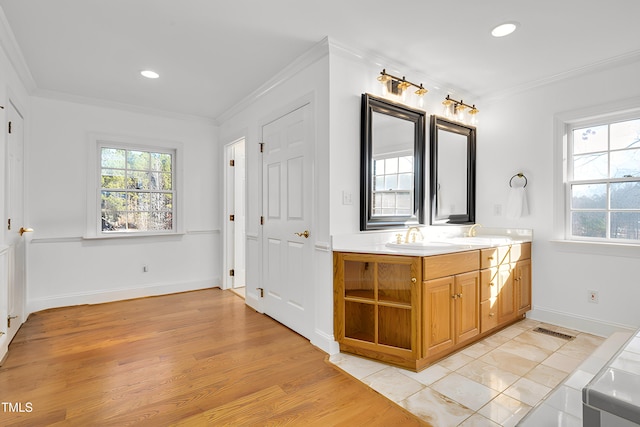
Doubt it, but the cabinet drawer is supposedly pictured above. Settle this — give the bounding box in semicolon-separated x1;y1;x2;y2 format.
479;268;499;301
480;246;510;269
423;251;479;281
480;298;498;333
510;242;531;262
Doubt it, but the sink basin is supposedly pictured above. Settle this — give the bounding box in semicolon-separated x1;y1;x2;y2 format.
449;236;514;245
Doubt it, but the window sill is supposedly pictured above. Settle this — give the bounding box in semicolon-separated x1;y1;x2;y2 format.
550;239;640;258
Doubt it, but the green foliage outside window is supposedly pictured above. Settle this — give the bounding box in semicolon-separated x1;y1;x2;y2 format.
100;147;174;232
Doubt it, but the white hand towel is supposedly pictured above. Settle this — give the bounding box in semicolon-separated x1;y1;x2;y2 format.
506;186;529;218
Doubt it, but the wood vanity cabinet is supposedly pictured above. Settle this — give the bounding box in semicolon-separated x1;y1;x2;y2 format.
334;242;531;371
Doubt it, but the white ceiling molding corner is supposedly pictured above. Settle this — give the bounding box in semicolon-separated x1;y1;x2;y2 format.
0;7;36;93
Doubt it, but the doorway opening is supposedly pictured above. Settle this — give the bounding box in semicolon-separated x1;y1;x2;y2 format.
224;138;246;298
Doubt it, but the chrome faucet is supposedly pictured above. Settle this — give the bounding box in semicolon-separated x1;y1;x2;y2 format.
404;226;424;243
467;224;482;237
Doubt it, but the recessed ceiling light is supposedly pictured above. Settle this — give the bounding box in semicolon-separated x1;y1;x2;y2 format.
491;22;518;37
140;70;160;79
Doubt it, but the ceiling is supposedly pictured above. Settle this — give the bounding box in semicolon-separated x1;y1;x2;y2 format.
1;1;639;121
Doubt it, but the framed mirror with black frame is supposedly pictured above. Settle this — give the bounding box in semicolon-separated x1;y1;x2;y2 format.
430;115;476;225
360;93;426;231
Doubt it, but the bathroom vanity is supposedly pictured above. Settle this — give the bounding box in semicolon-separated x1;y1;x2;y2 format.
333;230;532;371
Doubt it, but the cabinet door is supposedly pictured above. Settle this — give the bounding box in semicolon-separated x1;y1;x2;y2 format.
335;253;421;359
516;259;532;315
456;271;480;344
497;264;516;324
424;276;455;357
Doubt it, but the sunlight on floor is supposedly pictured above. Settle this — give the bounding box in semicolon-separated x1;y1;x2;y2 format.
329;319;621;426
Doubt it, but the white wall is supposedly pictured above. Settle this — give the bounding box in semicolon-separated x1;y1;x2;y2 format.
26;96;220;313
328;43;478;235
479;59;640;335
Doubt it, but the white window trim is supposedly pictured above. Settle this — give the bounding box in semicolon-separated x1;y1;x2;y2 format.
85;133;184;239
553;97;640;256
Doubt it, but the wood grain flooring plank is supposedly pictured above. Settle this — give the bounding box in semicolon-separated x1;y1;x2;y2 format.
0;288;429;426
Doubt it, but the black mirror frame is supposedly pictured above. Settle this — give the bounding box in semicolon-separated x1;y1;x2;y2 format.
429;115;476;225
360;93;426;231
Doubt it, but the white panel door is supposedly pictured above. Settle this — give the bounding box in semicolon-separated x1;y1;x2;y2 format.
5;101;27;344
262;104;313;337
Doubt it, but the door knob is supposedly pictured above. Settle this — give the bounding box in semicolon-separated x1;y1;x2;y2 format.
294;230;310;238
19;227;33;236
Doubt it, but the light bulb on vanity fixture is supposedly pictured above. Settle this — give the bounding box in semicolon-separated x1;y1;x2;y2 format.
442;95;479;125
377;69;428;107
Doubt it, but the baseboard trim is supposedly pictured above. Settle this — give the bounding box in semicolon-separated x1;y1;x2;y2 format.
311;328;340;355
27;278;220;315
527;306;637;337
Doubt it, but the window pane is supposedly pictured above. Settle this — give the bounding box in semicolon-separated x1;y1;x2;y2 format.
573;152;608;180
129;212;150;230
101;148;125;168
396;192;412;211
127;150;150;170
374;175;384;191
610;212;640;240
101;169;125;189
385;158;398;174
381;193;395;208
610;119;640;151
150;172;172;190
610;148;640;178
611;181;640;209
398;156;413;173
151;212;173;230
151;152;172;172
572;212;606;238
150;193;172;211
571;184;607;209
127;171;150;190
373;193;382;215
128;192;150;211
374;159;385;175
384;175;398;190
101;191;126;231
397;173;412;190
573;125;608;154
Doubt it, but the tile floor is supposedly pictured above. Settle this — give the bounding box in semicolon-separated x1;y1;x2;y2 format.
329;319;612;427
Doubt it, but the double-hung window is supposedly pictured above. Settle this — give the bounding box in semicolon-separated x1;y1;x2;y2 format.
97;142;177;235
372;154;414;216
566;116;640;243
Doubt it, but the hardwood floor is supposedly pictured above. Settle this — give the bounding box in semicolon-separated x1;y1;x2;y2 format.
0;289;428;426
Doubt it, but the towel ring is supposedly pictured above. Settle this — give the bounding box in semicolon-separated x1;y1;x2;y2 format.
509;173;528;188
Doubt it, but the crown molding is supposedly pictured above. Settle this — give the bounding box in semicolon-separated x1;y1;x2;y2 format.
0;6;37;93
33;88;217;126
215;37;331;124
483;49;640;103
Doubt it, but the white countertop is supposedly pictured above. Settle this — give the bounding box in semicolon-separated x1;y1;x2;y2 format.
331;226;533;256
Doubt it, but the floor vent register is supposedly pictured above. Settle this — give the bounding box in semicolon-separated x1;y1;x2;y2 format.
532;327;575;341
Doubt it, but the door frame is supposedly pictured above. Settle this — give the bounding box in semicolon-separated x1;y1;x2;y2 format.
223;137;246;291
2;95;28;356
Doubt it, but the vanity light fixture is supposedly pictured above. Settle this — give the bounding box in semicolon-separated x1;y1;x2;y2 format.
377;69;428;105
442;95;479;125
